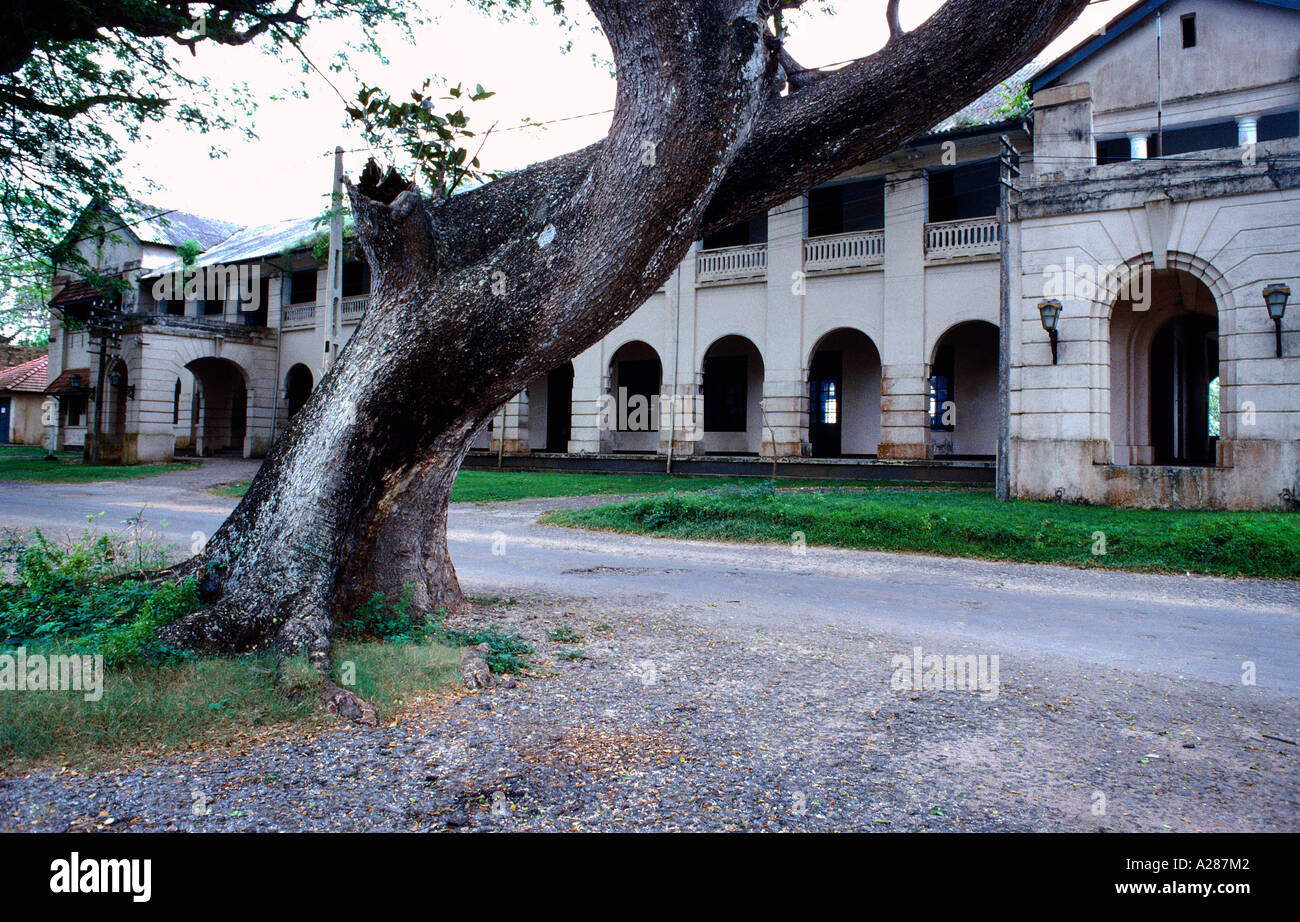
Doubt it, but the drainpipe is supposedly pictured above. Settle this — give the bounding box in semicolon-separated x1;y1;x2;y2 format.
1155;11;1164;157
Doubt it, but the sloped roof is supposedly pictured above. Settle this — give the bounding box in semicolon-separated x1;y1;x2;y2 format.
151;214;324;275
1032;0;1300;93
928;61;1040;136
115;204;245;250
45;367;91;395
0;355;48;393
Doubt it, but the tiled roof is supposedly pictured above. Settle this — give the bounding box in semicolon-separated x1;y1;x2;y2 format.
45;367;91;395
116;204;245;250
152;214;324;274
0;355;48;393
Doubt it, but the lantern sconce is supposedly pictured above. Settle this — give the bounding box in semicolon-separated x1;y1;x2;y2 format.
1263;283;1290;358
1038;299;1063;364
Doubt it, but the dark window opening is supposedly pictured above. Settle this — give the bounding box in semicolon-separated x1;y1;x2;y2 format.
1260;110;1299;142
808;178;885;238
1096;137;1133;164
928;159;999;223
703;354;749;432
202;298;224;316
808;350;843;458
929;344;955;431
173;379;181;425
1181;13;1197;49
64;395;85;427
289;267;318;304
342;260;371;297
702;214;768;250
242;277;269;327
614;359;660;431
1159;120;1237;156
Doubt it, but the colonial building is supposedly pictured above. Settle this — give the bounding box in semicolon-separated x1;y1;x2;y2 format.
45;0;1300;508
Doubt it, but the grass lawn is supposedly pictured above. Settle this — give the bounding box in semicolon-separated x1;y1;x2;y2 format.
544;486;1300;580
0;444;189;483
0;640;461;774
213;469;921;502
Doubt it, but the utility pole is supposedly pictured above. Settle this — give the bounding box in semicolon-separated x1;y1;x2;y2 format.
321;146;345;375
85;299;123;465
996;135;1021;502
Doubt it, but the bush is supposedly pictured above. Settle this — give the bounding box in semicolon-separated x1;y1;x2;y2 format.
336;586;427;641
0;529;200;665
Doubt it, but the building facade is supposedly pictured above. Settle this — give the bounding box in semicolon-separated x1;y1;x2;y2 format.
45;0;1300;508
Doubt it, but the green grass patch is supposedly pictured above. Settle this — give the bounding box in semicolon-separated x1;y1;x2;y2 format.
0;444;188;483
210;469;907;503
544;486;1300;580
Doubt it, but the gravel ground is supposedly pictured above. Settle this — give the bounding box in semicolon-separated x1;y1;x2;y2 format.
1;594;1295;833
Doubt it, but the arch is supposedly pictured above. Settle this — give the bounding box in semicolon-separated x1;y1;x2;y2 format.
104;358;129;449
284;363;314;420
606;340;663;452
1109;268;1219;466
702;334;765;455
185;356;249;457
806;327;882;458
928;320;999;458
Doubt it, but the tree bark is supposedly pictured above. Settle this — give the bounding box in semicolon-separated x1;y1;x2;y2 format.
162;0;1089;689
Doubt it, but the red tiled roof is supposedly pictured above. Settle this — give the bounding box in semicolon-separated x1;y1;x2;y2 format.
45;366;90;395
50;278;117;306
0;355;48;393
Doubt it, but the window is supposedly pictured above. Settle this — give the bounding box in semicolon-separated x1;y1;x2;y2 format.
1260;110;1299;142
1096;137;1133;164
702;355;748;432
808;178;885;238
173;379;181;425
342;260;371;297
811;378;838;425
202;298;224;316
1181;13;1197;49
289;267;318;304
928;159;1000;223
1160;120;1236;156
64;395;85;427
702;214;768;250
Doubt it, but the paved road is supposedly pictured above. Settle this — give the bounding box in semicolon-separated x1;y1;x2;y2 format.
1;465;1297;698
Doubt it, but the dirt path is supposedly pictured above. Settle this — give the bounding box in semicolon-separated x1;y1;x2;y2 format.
1;595;1294;832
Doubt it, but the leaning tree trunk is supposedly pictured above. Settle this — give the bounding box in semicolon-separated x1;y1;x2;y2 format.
162;0;1089;696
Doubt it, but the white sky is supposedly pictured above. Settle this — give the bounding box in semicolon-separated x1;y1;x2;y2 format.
127;0;1125;228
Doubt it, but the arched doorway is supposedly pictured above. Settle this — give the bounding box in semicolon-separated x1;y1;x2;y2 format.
1111;269;1219;466
105;359;129;448
607;341;662;453
702;335;765;455
928;321;999;458
807;328;882;458
284;363;313;420
186;357;249;456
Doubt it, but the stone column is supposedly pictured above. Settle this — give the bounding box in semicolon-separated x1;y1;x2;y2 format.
568;342;605;454
878;168;929;459
489;391;530;455
1028;83;1094;175
1128;133;1149;160
760;197;809;458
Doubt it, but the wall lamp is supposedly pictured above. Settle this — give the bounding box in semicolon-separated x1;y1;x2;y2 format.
107;369;136;399
1038;299;1063;364
1264;283;1290;358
